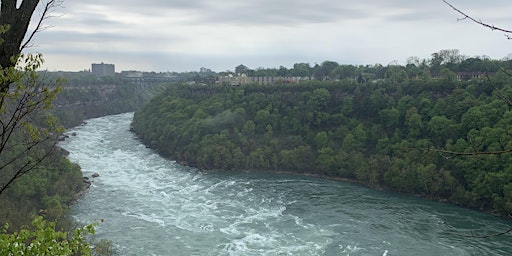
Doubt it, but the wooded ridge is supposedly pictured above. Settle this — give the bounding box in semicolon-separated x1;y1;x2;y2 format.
132;71;512;217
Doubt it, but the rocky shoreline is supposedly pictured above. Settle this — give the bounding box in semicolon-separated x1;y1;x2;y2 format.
74;172;100;200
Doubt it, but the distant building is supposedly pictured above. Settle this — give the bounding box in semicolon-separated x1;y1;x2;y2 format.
91;62;115;77
429;71;496;81
217;74;307;86
456;71;495;81
217;74;250;86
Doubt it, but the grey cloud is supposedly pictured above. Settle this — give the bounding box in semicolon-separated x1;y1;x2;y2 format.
38;30;133;44
62;0;207;16
34;0;512;72
61;15;126;28
35;29;186;53
59;0;511;27
61;0;393;26
193;2;367;26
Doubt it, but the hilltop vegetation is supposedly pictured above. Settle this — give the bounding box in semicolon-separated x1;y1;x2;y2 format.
132;56;512;216
217;49;511;81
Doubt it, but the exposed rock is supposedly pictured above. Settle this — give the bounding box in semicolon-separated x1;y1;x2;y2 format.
72;132;77;136
82;177;92;190
57;147;70;156
75;179;92;200
57;134;70;141
92;172;100;178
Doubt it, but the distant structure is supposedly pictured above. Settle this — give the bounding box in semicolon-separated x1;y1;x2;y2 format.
91;62;115;77
456;71;495;81
429;71;496;81
218;64;308;86
218;74;307;86
120;70;143;78
120;71;178;87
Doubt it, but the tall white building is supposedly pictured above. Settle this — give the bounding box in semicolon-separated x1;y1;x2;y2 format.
91;62;115;77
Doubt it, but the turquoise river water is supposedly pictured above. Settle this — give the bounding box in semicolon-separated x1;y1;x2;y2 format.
60;113;512;255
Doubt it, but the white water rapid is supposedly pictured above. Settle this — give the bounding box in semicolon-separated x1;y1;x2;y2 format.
61;113;512;255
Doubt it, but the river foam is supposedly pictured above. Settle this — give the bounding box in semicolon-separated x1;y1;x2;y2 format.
62;113;512;256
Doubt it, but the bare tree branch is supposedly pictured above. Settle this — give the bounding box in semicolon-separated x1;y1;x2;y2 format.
0;53;62;195
0;137;57;195
21;0;63;51
443;0;512;39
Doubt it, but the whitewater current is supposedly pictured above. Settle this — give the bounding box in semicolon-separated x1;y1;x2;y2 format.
60;113;512;256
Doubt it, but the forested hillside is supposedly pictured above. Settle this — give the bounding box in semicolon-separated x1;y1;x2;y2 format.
132;71;512;216
1;73;160;231
0;145;85;230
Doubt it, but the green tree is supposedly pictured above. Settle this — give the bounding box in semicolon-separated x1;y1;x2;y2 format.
290;63;311;77
0;54;62;194
0;1;103;253
385;65;408;83
428;115;452;145
314;131;328;149
0;216;95;255
379;108;400;130
314;61;338;80
0;0;63;195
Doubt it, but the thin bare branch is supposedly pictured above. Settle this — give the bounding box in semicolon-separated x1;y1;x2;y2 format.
0;137;57;194
443;0;512;38
21;0;63;51
484;71;512;107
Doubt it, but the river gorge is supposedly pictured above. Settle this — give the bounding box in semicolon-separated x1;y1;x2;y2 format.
59;113;512;255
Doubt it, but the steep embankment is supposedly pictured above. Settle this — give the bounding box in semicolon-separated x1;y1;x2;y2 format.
132;79;512;216
53;83;160;127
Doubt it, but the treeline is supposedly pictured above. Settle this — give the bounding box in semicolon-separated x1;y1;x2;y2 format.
132;72;512;216
219;49;512;82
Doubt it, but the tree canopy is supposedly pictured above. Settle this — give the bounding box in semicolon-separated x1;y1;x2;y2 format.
133;69;512;217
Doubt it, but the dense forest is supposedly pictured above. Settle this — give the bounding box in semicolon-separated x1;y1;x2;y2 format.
132;57;512;217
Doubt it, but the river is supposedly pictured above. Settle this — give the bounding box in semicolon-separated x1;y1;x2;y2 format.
60;113;512;255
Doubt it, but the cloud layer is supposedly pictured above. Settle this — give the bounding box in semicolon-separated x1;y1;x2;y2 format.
26;0;512;72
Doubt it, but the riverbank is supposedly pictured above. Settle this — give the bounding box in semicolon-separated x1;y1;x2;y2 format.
66;112;512;255
187;165;507;219
132;82;512;219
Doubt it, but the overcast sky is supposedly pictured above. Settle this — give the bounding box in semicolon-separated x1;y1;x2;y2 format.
25;0;512;72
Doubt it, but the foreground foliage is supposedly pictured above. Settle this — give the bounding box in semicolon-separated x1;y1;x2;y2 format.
0;53;87;230
0;216;94;256
133;74;512;216
0;147;85;229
